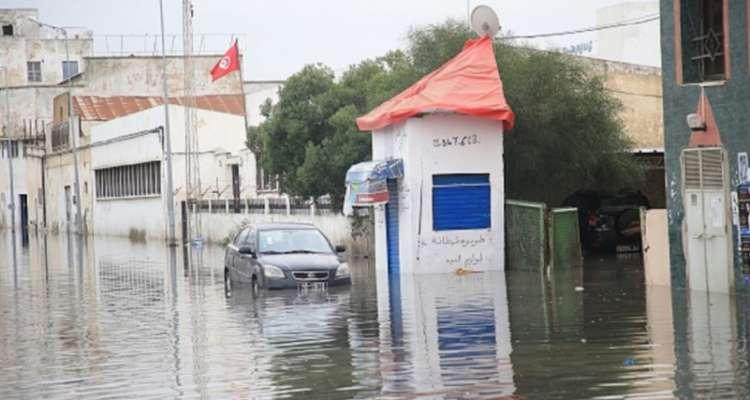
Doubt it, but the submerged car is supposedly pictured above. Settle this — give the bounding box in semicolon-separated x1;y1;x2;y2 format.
224;223;351;294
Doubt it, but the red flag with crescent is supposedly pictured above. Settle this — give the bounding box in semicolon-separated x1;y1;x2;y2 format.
210;40;240;82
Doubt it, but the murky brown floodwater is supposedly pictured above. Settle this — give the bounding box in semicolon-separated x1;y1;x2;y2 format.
1;232;749;399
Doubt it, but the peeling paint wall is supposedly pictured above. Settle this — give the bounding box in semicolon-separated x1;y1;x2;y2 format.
0;9;93;87
80;56;242;97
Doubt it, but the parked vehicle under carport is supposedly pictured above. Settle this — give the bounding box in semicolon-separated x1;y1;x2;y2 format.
562;189;649;253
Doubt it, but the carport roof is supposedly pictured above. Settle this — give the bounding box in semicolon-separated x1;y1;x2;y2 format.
73;94;245;121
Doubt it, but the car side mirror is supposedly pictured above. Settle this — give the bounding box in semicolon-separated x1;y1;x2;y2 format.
238;246;256;257
335;245;346;253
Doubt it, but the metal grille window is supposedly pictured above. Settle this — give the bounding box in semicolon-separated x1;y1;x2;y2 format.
95;161;161;199
432;174;491;231
681;0;726;82
62;61;79;80
26;61;42;82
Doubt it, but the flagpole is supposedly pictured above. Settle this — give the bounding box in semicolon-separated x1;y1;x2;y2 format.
235;39;252;200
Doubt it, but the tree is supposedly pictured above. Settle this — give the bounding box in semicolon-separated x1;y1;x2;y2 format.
255;20;642;207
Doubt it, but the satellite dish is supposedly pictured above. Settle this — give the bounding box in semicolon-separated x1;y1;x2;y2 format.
470;5;500;38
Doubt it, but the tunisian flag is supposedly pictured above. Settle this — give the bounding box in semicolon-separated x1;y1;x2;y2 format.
210;40;240;81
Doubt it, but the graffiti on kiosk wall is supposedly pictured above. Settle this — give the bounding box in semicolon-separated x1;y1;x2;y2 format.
422;234;490;248
445;252;487;267
432;134;480;148
420;233;493;267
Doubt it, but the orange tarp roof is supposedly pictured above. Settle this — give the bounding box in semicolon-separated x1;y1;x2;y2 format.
73;94;245;121
356;36;514;132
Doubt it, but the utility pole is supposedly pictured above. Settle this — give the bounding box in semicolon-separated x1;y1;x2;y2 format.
2;67;15;235
26;17;83;235
159;0;178;246
2;66;17;269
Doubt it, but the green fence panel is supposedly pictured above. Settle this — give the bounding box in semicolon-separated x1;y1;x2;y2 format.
505;200;546;271
550;208;583;269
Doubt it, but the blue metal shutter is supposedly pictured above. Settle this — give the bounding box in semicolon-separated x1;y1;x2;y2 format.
432;174;491;231
386;179;400;275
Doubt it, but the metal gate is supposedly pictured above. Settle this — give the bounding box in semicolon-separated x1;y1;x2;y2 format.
386;179;400;275
682;147;732;293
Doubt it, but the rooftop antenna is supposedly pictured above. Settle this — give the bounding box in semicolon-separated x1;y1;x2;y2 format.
470;5;500;38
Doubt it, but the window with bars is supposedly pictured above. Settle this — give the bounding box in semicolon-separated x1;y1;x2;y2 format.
95;161;162;199
680;0;726;83
27;61;42;82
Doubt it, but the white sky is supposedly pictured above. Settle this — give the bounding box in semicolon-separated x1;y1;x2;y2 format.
4;0;658;80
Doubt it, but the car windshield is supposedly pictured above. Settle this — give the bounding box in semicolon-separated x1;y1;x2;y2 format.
257;229;333;254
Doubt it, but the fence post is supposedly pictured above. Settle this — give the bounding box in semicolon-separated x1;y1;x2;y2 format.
245;199;249;214
264;198;270;215
225;199;229;213
208;199;212;214
285;196;291;216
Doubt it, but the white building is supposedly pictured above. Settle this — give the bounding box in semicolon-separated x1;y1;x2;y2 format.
87;97;254;240
351;36;514;275
594;1;661;67
0;139;44;231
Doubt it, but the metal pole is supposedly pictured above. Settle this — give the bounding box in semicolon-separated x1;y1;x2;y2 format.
3;67;17;272
160;0;178;246
63;30;84;236
3;67;15;234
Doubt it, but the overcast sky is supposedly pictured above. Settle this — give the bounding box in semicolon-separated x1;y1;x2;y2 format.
4;0;658;80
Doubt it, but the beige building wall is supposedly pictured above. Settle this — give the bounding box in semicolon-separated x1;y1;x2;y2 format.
580;57;663;150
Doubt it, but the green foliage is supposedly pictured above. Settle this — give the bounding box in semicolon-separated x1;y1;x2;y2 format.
254;20;642;207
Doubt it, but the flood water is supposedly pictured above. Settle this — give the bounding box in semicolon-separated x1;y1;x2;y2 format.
1;232;749;399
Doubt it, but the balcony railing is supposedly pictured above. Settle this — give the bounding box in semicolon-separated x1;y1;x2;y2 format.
51;121;70;152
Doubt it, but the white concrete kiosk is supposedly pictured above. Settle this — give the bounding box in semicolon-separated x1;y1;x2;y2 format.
352;36;514;275
370;114;504;274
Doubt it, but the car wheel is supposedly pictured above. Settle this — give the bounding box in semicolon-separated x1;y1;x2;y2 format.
224;268;232;297
251;276;261;297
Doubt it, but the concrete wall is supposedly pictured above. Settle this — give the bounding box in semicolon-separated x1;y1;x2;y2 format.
641;209;671;287
372;114;505;274
579;57;664;149
80;56;243;97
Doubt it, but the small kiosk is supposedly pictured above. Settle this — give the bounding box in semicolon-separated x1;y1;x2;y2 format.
347;35;514;275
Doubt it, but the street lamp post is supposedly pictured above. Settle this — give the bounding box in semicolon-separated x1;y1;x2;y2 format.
26;17;84;235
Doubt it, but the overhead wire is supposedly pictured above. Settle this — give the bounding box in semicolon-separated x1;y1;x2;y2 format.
500;13;659;41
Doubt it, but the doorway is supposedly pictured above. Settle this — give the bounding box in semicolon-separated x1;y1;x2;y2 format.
231;164;240;213
385;179;400;275
682;147;732;293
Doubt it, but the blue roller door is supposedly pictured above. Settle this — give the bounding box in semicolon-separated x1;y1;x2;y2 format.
432;174;491;231
385;179;400;275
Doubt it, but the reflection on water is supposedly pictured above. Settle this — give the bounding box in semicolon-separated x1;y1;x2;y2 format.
0;232;749;399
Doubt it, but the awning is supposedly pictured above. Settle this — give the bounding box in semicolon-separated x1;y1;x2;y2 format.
344;159;404;210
